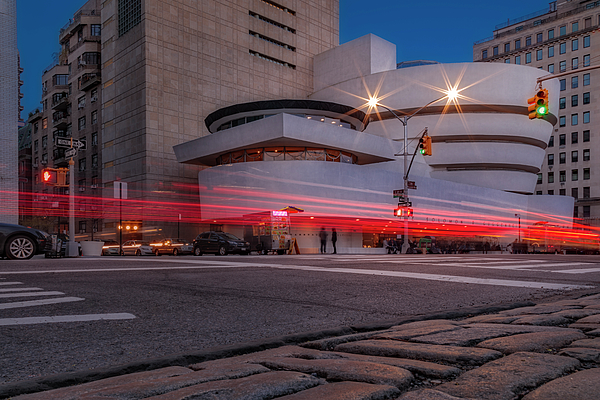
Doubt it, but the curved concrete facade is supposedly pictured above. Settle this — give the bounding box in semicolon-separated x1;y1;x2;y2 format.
310;62;559;194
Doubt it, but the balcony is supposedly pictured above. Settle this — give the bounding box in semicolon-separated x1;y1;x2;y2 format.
52;112;69;129
51;94;69;111
59;9;100;43
81;72;101;91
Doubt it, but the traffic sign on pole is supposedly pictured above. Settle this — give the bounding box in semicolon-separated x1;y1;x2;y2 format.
65;148;77;158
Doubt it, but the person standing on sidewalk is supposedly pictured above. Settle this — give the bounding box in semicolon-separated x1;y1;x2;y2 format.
319;227;328;254
331;228;337;254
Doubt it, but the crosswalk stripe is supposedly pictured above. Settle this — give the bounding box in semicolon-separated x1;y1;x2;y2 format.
0;287;43;293
0;313;136;326
0;291;64;299
0;297;85;309
0;282;23;286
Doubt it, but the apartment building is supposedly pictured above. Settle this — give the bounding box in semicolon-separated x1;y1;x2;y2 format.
28;0;102;236
473;0;600;226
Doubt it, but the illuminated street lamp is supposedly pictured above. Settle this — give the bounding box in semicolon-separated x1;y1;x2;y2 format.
369;90;457;253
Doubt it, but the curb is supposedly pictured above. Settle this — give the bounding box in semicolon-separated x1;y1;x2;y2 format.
0;300;538;399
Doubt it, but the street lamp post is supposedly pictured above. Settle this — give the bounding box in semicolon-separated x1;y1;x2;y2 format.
370;92;456;254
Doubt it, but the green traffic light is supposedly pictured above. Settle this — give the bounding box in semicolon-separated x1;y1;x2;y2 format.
420;149;425;154
537;105;548;115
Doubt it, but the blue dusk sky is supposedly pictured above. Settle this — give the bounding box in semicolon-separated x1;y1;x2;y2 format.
17;0;551;116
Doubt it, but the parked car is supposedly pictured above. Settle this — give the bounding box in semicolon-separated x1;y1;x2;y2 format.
193;231;250;256
102;240;121;256
150;238;193;256
0;222;51;260
122;240;154;256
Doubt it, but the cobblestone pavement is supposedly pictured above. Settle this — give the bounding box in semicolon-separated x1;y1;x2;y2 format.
5;293;600;399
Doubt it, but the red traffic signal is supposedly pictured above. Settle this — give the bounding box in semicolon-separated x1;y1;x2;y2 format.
419;135;432;156
41;168;67;186
394;207;414;217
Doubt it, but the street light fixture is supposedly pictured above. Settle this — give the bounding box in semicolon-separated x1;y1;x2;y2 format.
369;90;457;254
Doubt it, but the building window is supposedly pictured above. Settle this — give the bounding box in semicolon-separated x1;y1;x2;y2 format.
537;49;543;61
548;189;554;195
536;32;543;43
573;22;579;32
560;61;566;72
548;46;554;57
560;170;566;182
504;43;510;53
559;97;566;109
92;132;98;146
42;118;47;129
572;188;579;199
548;172;554;183
493;46;499;56
584;35;591;48
536;190;543;195
505;59;510;64
91;24;101;36
548;136;554;147
572;150;578;162
91;110;97;125
548;29;555;39
584;73;590;86
572;132;578;144
559;134;566;145
526;36;532;46
79;221;87;234
586;17;592;28
91;88;98;102
79;158;86;172
560;152;566;164
560;79;566;91
526;52;531;64
118;0;142;36
584;168;590;180
583;92;590;104
92;154;98;169
572;76;579;89
572;95;579;107
584;54;591;67
584;130;590;142
78;116;86;130
482;49;488;59
78;96;85;109
548;154;554;165
560;25;566;36
584;149;590;161
515;55;521;65
572;114;578;126
572;58;578;70
560;42;566;54
572;38;579;51
559;116;566;127
584;187;590;198
548;63;554;73
42;135;47;148
584;111;590;124
537;173;543;184
584;206;591;218
572;169;579;181
515;39;521;49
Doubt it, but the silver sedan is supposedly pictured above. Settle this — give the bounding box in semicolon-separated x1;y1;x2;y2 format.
122;240;154;256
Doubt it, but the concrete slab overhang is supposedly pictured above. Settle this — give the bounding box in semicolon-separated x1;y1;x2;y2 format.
174;113;396;166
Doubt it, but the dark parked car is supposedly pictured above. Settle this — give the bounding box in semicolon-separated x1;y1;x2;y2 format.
0;223;51;260
193;231;250;256
150;238;193;256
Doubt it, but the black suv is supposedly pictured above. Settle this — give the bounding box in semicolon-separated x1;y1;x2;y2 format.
0;223;51;260
193;231;250;256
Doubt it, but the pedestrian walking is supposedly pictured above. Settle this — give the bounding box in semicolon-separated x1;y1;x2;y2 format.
319;227;328;254
331;228;337;254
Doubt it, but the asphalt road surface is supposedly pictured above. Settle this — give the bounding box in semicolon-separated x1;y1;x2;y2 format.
1;253;599;384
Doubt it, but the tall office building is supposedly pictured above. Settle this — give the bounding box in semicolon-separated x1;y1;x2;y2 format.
474;1;600;226
95;0;339;238
0;0;19;224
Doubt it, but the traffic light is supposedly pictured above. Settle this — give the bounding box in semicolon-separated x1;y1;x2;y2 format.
394;207;414;217
419;135;432;156
528;88;549;119
41;168;67;186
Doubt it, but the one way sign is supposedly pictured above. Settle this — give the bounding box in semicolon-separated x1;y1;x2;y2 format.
56;138;86;150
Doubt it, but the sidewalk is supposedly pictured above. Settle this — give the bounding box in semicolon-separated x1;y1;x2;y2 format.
4;292;600;400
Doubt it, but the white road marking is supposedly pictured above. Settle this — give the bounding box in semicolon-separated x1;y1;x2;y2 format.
0;258;591;290
550;268;600;274
0;282;23;286
0;313;136;326
0;291;65;299
0;287;43;293
0;297;85;309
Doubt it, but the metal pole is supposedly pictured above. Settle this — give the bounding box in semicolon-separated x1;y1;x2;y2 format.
402;119;409;254
67;157;77;256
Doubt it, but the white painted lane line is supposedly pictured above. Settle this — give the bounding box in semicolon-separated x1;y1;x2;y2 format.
0;287;43;293
0;291;64;299
0;297;85;309
0;282;23;286
550;268;600;274
0;313;136;326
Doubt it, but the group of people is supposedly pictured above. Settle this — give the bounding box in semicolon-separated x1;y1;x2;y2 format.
319;227;337;254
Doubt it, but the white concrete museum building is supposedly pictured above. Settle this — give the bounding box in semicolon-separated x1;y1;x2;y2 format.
174;34;573;254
